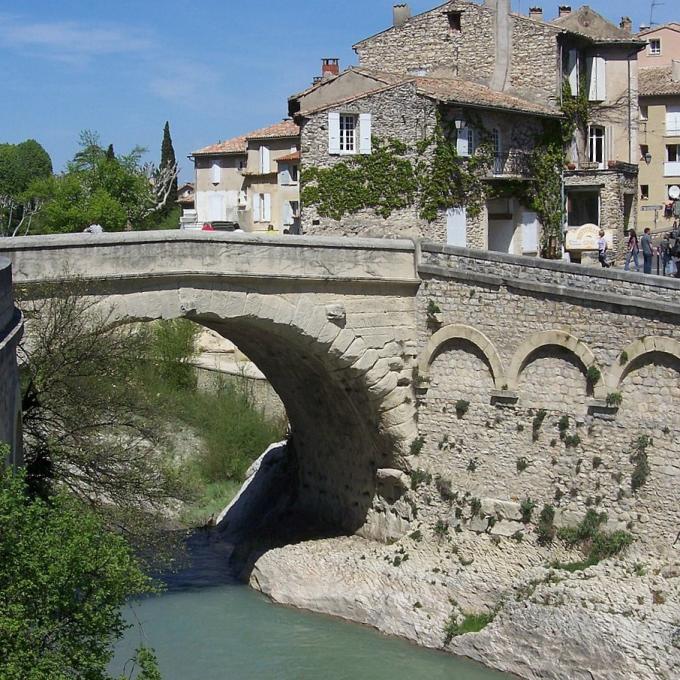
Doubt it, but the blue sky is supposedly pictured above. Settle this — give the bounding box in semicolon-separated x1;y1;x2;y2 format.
1;0;674;181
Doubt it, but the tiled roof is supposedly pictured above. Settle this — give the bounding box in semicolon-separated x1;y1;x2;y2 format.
193;120;299;156
299;68;560;118
638;23;680;37
246;120;300;140
193;135;247;156
276;150;300;162
551;6;643;44
639;67;680;97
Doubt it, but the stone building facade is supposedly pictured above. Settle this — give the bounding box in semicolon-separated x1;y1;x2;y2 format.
291;1;645;262
0;257;23;466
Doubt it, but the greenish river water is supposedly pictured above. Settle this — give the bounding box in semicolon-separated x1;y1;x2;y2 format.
113;534;512;680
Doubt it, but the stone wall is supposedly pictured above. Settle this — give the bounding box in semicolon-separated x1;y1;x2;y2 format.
354;0;560;106
0;258;23;466
413;244;680;547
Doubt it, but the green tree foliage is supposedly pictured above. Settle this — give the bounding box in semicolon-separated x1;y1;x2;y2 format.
160;122;178;208
0;139;53;236
33;130;178;234
0;465;160;680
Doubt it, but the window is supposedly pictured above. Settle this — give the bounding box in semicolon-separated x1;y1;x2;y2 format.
668;145;680;162
566;49;580;95
641;185;649;200
259;146;271;173
283;200;300;226
639;104;648;121
455;126;475;157
588;125;605;168
252;193;271;222
587;56;606;101
567;190;600;226
667;105;680;135
491;128;501;156
649;39;661;55
211;161;220;184
340;114;357;153
328;112;372;155
640;144;649;161
447;11;462;31
290;164;299;182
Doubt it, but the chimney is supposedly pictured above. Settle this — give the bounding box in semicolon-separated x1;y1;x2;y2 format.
529;6;544;21
558;5;571;18
673;60;680;83
619;16;632;33
321;58;340;79
393;3;411;28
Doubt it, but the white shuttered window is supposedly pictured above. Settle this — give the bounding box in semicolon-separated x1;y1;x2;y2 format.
359;113;372;154
667;105;680;135
328;112;340;154
259;146;271;173
211;161;220;184
587;56;606;101
567;49;580;94
263;193;271;222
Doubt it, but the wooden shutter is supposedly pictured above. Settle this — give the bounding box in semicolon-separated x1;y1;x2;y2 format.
457;127;469;157
567;50;579;94
278;163;290;185
521;212;540;255
283;201;293;225
263;193;272;222
328;112;340;154
588;56;606;101
359;113;372;154
252;193;261;222
211;161;220;184
259;146;270;173
666;105;680;134
446;207;467;247
605;126;614;162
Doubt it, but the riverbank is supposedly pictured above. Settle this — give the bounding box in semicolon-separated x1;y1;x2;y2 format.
249;532;680;679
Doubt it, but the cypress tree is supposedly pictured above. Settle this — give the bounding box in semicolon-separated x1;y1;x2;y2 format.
160;121;178;206
106;144;115;160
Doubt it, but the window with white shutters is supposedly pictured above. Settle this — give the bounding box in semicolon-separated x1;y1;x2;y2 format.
252;193;261;222
567;49;580;95
259;146;271;173
667;106;680;135
588;126;605;168
359;113;372;154
263;193;271;222
328;112;340;154
278;163;291;186
649;39;661;55
211;161;220;184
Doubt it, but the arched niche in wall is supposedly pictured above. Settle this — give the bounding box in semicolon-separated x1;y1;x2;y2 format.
418;324;505;398
508;330;605;411
610;337;680;426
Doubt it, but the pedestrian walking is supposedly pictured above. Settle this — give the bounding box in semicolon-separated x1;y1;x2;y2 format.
624;229;640;272
660;234;672;275
641;227;653;274
597;230;611;268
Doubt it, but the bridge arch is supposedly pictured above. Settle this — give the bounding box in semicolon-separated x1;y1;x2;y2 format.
94;284;417;536
608;336;680;391
418;324;506;390
507;330;606;400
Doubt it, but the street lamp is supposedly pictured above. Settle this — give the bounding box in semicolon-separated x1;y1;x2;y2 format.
644;151;652;164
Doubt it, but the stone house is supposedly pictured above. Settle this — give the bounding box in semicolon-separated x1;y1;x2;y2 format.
637;24;680;234
190;120;301;233
290;1;644;261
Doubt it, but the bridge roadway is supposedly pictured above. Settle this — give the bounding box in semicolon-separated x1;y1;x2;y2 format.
3;231;680;541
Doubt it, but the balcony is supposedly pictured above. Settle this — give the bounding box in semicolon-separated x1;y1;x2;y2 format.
489;152;531;178
664;161;680;177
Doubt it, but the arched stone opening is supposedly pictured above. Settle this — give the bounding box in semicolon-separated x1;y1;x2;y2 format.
106;287;416;537
508;331;605;401
608;337;680;393
418;324;505;390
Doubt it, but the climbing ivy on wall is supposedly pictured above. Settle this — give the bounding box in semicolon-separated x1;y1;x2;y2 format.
301;138;418;220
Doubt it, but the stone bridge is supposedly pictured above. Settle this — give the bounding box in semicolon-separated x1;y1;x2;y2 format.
3;232;680;543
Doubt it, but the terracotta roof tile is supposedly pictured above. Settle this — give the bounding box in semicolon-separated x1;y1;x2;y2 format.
639;67;680;97
551;6;643;44
276;150;301;162
193;120;299;156
299;68;560;118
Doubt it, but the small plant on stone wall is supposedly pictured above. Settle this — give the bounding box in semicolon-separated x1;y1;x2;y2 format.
619;350;629;365
410;436;425;456
511;531;524;542
564;434;581;449
455;400;470;419
630;435;651;492
536;504;556;545
592;456;603;470
470;497;482;517
435;475;457;503
606;392;623;407
550;438;557;448
516;423;525;433
516;457;529;473
531;409;547;441
662;426;670;435
558;415;569;440
410;469;432;490
466;457;479;473
409;529;423;542
443;610;495;643
520;497;537;523
434;519;449;538
586;365;602;388
426;299;442;316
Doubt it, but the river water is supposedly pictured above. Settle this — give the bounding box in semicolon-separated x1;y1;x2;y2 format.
113;533;512;680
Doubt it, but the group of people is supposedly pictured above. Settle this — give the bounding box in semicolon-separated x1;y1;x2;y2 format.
597;227;680;276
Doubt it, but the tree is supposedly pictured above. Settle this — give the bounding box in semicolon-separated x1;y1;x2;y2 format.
0;463;161;680
106;144;116;161
160;122;178;208
0;139;52;236
18;282;191;555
